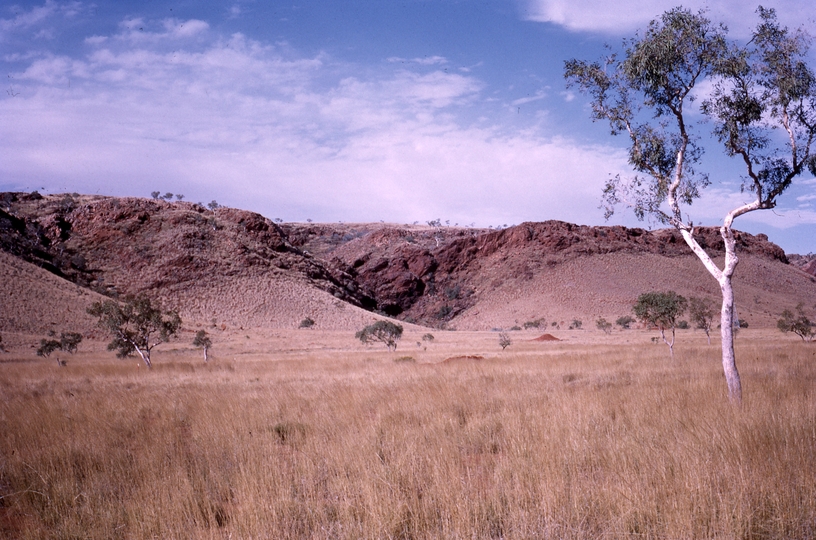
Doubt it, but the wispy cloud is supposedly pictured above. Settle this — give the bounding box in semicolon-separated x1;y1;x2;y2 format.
0;15;632;225
0;1;84;39
521;0;815;37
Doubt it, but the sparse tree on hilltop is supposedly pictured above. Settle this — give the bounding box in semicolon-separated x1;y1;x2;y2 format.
87;295;181;368
634;291;687;359
566;7;816;401
193;330;212;361
356;320;403;351
151;191;161;200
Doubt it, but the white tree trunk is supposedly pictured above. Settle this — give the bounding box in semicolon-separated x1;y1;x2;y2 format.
135;347;152;368
678;226;742;403
203;346;209;362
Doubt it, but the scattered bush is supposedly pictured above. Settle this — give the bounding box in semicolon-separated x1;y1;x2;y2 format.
394;356;416;363
523;318;546;329
616;315;635;329
299;317;315;328
356;321;404;351
499;332;512;350
569;319;583;330
59;332;83;353
192;330;212;362
208;200;220;210
677;320;690;329
421;333;435;342
777;304;814;342
509;325;521;331
435;305;454;320
688;297;716;344
596;318;613;334
36;339;62;358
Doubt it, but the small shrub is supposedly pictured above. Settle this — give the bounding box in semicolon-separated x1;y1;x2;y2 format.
616;315;635;329
299;317;315;328
435;305;454;320
499;332;511;350
677;320;690;329
510;325;521;331
569;319;582;330
596;318;613;334
421;333;435;342
394;356;415;363
523;318;546;329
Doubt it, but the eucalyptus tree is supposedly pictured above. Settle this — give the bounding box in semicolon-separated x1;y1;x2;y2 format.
565;7;816;402
88;295;182;368
634;291;688;360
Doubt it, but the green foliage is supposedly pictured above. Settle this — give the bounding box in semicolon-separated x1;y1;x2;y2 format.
634;291;688;331
356;321;404;351
299;317;315;328
596;318;613;334
193;330;212;349
688;297;716;339
523;318;546;329
616;315;635;329
777;304;814;342
566;7;816;226
36;339;62;358
59;332;83;354
87;295;181;367
36;332;83;357
498;332;511;350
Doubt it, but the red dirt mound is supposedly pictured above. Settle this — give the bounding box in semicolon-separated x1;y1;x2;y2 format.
532;334;560;341
443;355;485;363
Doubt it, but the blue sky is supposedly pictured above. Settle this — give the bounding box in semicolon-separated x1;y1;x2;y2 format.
2;1;815;254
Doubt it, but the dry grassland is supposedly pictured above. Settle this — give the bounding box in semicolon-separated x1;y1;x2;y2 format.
1;330;815;539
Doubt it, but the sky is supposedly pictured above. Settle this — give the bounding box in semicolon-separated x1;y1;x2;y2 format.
2;0;815;254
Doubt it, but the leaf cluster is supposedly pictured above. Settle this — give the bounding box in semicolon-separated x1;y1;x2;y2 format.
356;320;404;351
777;304;814;341
36;332;83;357
193;330;212;349
87;295;181;358
634;291;688;330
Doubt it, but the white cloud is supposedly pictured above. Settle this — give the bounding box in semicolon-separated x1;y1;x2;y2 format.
387;56;448;66
521;0;815;37
0;19;634;226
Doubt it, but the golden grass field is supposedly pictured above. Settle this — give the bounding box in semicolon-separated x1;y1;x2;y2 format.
1;329;815;539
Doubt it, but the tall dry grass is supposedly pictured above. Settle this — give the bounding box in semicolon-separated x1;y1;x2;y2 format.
1;338;814;539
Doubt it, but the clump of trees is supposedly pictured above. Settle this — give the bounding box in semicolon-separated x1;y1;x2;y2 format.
566;7;816;402
87;295;181;368
777;304;814;342
193;330;212;361
36;332;83;364
356;321;403;351
634;292;687;359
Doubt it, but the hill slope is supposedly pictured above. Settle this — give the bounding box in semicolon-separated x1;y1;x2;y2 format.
2;192;814;334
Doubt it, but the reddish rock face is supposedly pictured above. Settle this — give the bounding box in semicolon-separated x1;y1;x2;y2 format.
286;219;790;327
1;192;796;329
